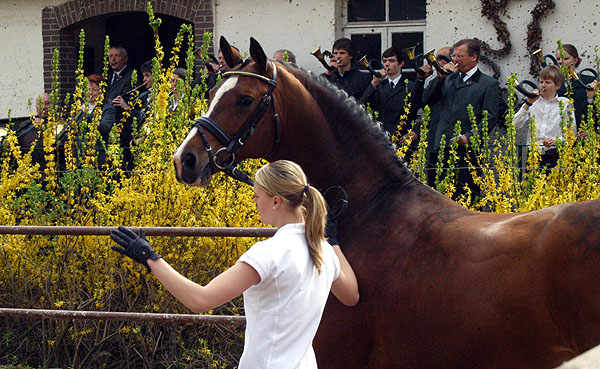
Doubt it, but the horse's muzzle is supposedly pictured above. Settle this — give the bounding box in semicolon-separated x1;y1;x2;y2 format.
173;151;211;187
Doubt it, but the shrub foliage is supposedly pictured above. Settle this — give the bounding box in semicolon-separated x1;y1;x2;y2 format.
0;5;599;368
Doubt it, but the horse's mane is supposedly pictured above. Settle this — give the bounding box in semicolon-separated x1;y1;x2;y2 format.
277;61;412;178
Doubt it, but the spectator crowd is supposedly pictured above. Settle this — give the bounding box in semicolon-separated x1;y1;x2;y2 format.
4;37;599;200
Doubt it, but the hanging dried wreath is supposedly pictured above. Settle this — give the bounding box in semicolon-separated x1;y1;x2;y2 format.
527;0;556;75
474;0;511;79
474;0;555;79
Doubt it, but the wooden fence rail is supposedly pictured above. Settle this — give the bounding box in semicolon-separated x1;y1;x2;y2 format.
0;226;273;325
0;225;277;237
0;308;245;325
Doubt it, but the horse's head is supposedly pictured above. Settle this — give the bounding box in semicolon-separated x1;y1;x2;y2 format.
173;36;280;186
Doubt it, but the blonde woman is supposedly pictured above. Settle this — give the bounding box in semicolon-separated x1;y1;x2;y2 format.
110;160;359;369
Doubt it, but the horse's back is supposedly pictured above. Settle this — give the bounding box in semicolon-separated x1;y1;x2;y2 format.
536;200;600;355
318;192;600;368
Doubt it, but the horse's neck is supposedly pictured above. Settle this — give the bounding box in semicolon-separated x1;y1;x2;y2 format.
275;71;412;212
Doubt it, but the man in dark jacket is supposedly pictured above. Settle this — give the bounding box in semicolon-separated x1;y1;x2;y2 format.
422;39;500;198
320;38;371;101
105;46;136;171
360;46;427;145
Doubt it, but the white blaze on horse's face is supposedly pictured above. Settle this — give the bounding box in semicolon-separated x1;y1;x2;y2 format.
173;76;239;171
206;76;239;116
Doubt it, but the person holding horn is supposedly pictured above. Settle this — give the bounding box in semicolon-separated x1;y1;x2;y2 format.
422;38;500;199
110;160;360;369
554;43;598;132
320;38;371;101
359;46;429;145
423;46;451;187
514;65;576;170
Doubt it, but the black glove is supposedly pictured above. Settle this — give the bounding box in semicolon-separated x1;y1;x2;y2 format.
325;215;339;246
110;226;162;272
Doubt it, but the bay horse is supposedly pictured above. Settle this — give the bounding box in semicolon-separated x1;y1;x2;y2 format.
173;36;600;368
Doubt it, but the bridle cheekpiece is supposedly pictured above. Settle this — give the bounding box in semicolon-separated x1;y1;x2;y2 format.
192;62;279;186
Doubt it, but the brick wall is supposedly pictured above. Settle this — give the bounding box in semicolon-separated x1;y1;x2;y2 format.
41;0;213;96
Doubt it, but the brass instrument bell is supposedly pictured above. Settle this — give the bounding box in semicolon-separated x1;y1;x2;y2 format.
403;46;417;61
193;47;205;59
357;55;382;78
423;49;449;75
311;47;335;71
403;46;425;76
532;48;558;67
531;49;545;67
513;78;539;99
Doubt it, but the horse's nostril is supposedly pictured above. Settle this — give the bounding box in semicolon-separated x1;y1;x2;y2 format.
181;152;197;170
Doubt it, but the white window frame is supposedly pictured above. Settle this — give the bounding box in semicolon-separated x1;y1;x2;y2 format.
342;0;428;77
344;23;427;57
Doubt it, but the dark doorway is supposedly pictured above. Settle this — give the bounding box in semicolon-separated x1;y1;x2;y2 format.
77;12;192;77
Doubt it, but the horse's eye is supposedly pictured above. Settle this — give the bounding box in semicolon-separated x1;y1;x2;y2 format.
237;96;254;106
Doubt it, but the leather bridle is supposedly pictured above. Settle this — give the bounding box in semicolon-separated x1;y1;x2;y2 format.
191;63;279;186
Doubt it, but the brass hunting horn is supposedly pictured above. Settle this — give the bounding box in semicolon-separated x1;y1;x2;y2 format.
311;47;335;71
357;55;383;78
194;47;219;73
513;78;539;99
531;48;558;68
567;65;595;91
403;46;426;76
423;49;450;75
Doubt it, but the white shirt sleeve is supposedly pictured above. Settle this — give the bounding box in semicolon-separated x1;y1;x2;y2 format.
513;104;531;130
238;241;275;285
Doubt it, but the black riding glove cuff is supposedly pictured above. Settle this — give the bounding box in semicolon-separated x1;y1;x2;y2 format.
110;226;162;272
325;216;340;246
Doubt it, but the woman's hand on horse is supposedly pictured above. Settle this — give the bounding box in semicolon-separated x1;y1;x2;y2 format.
110;226;162;272
325;215;340;246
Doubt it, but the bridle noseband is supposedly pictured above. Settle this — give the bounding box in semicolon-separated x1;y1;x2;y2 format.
192;63;279;186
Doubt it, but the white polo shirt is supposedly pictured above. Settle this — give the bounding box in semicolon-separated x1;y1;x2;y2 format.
237;223;340;369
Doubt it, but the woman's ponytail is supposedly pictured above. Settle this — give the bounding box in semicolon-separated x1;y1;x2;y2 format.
303;185;326;273
254;160;328;273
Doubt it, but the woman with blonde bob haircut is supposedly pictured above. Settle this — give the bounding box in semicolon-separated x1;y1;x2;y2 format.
110;160;359;369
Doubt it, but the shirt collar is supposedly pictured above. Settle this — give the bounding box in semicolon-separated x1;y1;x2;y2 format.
275;223;304;235
387;74;402;86
540;93;559;103
114;65;127;75
462;65;478;80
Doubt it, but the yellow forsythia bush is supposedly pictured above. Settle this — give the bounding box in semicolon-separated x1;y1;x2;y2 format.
0;6;264;368
1;8;599;366
394;48;600;210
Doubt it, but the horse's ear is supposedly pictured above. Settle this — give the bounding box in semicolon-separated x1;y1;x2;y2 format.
249;37;268;74
219;36;243;69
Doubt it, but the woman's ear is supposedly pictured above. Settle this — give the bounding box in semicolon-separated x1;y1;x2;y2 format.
272;195;282;209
